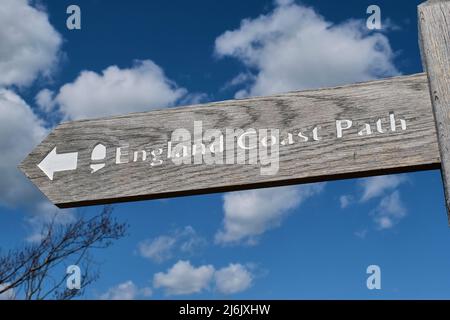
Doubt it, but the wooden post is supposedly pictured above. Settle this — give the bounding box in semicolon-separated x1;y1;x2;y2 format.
419;0;450;223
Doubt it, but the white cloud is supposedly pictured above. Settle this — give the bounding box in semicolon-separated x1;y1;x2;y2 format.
178;92;209;106
54;60;188;120
215;1;398;97
214;264;253;295
153;260;214;296
0;1;60;213
344;175;409;230
360;175;408;202
100;281;138;300
0;1;71;241
178;226;207;254
354;229;368;239
0;90;73;241
24;202;76;243
221;73;255;92
0;0;62;87
152;261;255;296
216;184;324;245
35;89;56;112
339;195;353;209
0;89;48;209
138;236;176;263
372;191;406;230
138;226;206;263
100;281;152;300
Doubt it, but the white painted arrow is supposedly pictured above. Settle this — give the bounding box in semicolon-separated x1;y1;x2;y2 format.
37;147;78;180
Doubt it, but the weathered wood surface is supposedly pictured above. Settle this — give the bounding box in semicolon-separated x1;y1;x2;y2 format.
19;73;440;208
419;0;450;223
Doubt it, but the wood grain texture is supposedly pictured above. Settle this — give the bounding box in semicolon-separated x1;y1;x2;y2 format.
419;0;450;223
19;73;440;208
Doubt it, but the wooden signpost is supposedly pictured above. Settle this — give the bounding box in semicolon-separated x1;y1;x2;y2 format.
419;0;450;223
18;1;450;223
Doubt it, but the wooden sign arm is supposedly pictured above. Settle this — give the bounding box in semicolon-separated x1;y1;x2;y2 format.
419;0;450;223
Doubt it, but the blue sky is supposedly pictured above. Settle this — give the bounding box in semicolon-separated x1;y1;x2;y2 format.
1;0;450;299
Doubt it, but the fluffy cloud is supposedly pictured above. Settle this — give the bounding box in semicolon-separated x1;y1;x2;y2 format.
35;88;56;113
360;175;408;229
372;191;406;230
54;60;188;120
216;184;324;245
139;236;176;263
0;89;48;209
0;0;62;87
138;226;206;263
153;260;214;295
214;264;253;295
215;0;398;97
0;1;61;212
152;260;254;296
100;281;152;300
360;175;408;202
339;195;353;209
0;89;76;240
24;202;76;243
354;229;368;239
0;2;74;240
341;175;409;231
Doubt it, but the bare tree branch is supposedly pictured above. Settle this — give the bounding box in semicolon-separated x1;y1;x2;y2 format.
0;206;127;300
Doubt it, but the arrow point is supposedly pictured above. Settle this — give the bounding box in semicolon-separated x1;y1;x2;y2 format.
38;147;57;180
